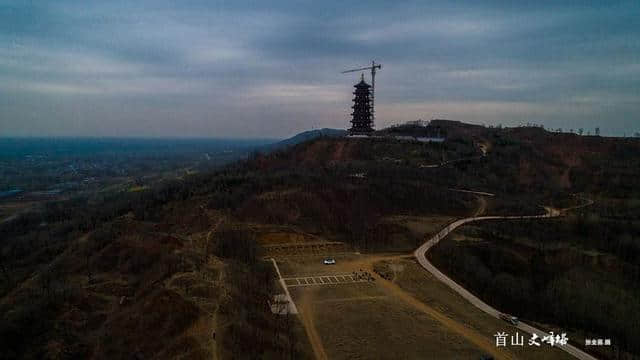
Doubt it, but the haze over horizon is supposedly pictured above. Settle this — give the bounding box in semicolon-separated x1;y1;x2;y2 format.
1;1;638;138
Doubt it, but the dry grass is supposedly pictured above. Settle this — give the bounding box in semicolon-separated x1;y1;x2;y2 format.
383;215;454;236
258;232;311;245
377;215;456;251
283;254;497;359
277;254;363;277
292;283;484;360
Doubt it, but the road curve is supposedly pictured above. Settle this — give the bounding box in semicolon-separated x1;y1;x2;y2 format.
414;201;598;360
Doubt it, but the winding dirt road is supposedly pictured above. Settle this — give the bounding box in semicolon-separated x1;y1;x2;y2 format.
299;293;329;360
414;199;598;360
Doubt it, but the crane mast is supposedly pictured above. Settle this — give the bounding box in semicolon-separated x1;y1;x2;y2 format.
342;61;382;125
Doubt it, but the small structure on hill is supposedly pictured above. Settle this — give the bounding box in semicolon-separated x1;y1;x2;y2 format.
269;294;293;315
349;74;374;134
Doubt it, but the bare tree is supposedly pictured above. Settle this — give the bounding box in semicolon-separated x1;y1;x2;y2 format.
83;243;93;284
0;253;12;287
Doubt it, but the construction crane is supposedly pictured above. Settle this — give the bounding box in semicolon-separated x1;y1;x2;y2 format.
342;60;382;124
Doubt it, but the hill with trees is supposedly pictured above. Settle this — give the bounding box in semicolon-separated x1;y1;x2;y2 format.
1;121;638;359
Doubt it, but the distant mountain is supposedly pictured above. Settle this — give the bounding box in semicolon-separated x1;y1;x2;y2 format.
263;128;347;151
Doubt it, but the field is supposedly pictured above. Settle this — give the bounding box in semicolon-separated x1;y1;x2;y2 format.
283;254;489;360
274;250;576;360
375;258;574;360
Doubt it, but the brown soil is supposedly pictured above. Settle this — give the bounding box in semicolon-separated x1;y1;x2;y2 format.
299;292;329;360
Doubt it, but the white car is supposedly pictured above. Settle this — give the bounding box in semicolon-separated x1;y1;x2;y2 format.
323;258;336;265
499;313;519;325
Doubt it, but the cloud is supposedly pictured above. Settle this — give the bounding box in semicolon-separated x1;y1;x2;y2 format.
6;77;207;96
0;0;638;137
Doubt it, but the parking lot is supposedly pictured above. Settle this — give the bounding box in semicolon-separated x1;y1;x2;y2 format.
283;270;374;287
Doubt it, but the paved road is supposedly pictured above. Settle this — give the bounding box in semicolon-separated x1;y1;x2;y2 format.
448;188;495;197
414;201;598;360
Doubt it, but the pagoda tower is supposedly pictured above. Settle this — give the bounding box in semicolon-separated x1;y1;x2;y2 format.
349;74;374;134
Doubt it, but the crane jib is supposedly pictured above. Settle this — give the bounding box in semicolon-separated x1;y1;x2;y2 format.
341;65;382;73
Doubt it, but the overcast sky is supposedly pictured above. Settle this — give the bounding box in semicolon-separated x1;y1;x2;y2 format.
1;0;638;138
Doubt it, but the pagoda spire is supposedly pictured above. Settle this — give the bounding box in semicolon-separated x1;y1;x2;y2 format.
349;75;374;134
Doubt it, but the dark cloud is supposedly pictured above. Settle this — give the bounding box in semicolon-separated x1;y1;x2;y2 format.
0;0;638;137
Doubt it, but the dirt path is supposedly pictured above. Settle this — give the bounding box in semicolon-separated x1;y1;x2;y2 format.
292;253;515;359
299;292;329;360
355;256;516;360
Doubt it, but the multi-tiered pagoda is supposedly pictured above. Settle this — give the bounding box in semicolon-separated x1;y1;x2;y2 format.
349;75;374;134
